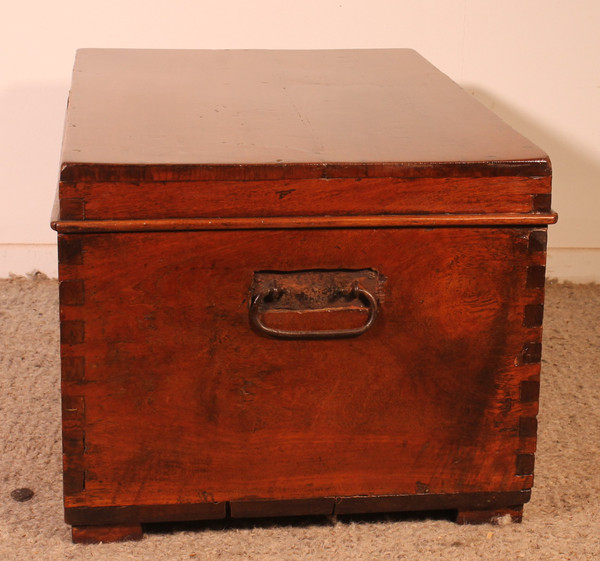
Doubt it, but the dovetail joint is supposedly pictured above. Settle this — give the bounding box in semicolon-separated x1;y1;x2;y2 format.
521;342;542;364
528;229;548;253
518;417;538;438
532;194;552;212
523;304;544;328
516;453;535;476
520;380;540;403
60;198;85;220
526;266;546;289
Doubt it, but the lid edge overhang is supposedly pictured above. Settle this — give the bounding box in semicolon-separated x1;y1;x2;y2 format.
60;159;552;183
51;212;558;233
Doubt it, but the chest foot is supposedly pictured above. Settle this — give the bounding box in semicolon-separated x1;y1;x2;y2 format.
455;505;523;525
71;523;143;544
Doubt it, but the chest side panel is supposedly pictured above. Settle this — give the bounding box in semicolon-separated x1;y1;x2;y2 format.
59;227;545;509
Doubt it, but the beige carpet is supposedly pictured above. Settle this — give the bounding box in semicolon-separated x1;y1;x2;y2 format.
1;276;599;560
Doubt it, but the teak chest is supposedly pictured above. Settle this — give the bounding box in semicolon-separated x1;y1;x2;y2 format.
52;49;556;543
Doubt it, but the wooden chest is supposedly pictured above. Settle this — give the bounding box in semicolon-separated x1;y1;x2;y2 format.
51;49;556;543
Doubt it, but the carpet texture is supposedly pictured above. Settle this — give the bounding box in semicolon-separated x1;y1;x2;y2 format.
1;277;599;560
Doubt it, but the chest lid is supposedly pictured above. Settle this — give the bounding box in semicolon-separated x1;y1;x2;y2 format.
53;49;555;232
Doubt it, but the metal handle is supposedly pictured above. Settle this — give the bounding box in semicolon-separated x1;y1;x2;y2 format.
250;281;379;340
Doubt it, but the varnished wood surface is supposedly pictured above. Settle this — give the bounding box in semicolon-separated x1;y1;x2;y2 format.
55;49;554;540
52;212;558;233
64;490;530;526
59;227;545;511
335;490;530;516
61;49;550;181
66;502;227;526
55;175;553;223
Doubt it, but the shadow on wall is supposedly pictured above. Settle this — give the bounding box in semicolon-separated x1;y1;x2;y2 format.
0;84;68;244
462;86;600;249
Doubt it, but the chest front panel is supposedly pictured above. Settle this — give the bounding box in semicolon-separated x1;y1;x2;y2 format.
59;226;544;510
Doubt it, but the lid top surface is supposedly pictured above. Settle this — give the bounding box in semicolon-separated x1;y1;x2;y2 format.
61;49;548;178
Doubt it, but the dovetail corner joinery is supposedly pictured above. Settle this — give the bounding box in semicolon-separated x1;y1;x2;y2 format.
58;235;87;497
512;227;548;485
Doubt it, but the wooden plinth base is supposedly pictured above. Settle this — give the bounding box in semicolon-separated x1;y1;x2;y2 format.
67;492;530;543
69;505;525;543
71;524;143;544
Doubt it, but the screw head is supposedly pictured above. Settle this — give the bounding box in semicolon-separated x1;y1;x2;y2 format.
11;488;34;502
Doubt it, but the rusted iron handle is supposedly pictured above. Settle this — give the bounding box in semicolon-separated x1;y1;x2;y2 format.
250;281;378;340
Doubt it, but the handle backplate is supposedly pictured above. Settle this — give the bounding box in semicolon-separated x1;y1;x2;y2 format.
249;269;384;340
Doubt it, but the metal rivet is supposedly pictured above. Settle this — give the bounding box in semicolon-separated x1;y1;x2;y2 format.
11;488;34;502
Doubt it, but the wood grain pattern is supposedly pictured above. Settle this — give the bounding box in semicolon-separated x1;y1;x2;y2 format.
230;498;334;519
65;490;531;524
56;176;552;222
60;49;550;181
66;502;226;526
334;490;530;516
59;227;545;512
60;161;552;183
58;235;87;498
54;49;554;540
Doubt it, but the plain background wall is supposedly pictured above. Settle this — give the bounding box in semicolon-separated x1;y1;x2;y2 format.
1;0;599;279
